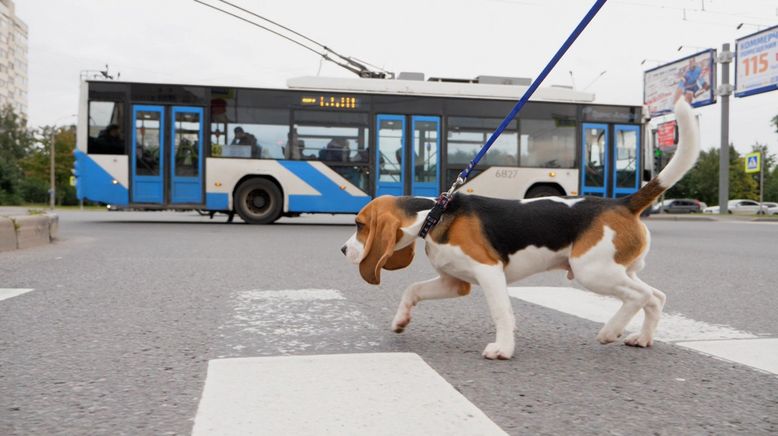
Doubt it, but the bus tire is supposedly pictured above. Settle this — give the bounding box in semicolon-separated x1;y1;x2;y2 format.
234;178;283;224
525;185;563;198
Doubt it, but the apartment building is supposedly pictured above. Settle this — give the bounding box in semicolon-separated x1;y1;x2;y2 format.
0;0;27;118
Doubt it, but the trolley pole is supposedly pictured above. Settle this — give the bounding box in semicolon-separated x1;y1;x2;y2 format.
717;43;733;215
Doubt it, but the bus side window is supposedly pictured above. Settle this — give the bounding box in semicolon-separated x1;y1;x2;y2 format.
88;101;125;155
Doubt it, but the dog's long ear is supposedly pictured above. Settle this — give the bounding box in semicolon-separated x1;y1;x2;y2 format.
359;211;410;285
383;242;415;271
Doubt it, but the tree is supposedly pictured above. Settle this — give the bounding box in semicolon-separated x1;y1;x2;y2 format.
20;125;78;205
666;144;757;205
0;105;33;204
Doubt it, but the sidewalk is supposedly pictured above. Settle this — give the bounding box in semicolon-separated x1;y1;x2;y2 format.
647;213;778;222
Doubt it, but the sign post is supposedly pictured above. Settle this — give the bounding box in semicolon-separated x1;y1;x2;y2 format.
718;44;733;215
745;151;764;214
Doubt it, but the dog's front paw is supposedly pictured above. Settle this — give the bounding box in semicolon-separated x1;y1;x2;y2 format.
482;342;514;360
624;332;653;347
596;327;622;344
391;313;410;333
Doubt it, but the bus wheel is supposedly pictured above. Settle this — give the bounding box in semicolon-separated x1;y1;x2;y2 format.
525;185;563;198
234;178;282;224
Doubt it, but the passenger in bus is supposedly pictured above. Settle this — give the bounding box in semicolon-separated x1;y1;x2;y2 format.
231;126;262;158
92;124;124;154
353;147;369;163
320;138;349;162
175;138;198;175
285;128;314;160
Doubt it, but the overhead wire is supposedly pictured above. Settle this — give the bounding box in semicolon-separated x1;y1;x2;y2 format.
614;0;774;25
193;0;391;78
192;0;322;58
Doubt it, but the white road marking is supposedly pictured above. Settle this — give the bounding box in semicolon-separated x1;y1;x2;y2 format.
192;353;507;436
676;338;778;375
509;286;778;375
0;288;34;302
221;288;378;356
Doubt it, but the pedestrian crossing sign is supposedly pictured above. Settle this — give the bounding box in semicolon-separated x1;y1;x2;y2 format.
745;152;761;173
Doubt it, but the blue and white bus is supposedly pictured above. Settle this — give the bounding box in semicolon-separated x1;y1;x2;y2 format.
75;75;647;223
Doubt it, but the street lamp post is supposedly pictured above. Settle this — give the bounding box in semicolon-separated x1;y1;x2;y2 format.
49;129;55;210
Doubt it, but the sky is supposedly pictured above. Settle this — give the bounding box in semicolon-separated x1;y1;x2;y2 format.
18;0;778;155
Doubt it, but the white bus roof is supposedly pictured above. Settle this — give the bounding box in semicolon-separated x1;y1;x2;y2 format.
287;76;596;103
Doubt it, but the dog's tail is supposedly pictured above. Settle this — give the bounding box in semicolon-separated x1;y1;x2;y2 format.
624;98;700;215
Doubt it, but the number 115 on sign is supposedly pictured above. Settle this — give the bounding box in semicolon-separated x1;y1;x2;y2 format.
741;53;770;76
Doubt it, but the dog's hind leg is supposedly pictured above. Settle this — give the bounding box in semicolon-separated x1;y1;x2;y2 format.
623;275;666;347
622;228;665;347
571;260;650;344
391;273;470;333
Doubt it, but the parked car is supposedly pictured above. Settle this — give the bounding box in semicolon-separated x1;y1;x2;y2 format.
651;198;704;214
767;205;778;216
702;199;773;214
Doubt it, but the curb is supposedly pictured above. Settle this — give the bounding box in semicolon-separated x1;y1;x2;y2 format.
0;213;59;252
0;217;15;251
646;215;716;221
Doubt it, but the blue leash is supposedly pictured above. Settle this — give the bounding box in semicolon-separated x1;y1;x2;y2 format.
418;0;608;238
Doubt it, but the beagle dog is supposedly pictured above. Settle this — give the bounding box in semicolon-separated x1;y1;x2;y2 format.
342;99;699;360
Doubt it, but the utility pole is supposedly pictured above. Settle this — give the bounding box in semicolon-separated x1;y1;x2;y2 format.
759;153;765;214
717;43;733;215
49;129;55;210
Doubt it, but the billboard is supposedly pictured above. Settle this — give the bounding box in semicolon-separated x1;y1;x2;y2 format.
643;49;716;117
735;25;778;98
657;120;676;150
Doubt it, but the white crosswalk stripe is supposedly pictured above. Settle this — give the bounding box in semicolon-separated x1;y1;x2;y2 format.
509;286;778;375
0;288;34;302
192;353;507;436
220;288;378;357
195;288;507;435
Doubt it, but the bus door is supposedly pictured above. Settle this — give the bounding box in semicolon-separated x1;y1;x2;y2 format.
580;123;640;198
131;105;204;205
376;114;440;197
131;105;165;203
611;125;641;198
169;107;204;204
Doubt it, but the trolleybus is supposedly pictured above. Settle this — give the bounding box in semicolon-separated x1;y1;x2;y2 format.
75;75;647;223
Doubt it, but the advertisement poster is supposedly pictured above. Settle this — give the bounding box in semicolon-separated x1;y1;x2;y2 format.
735;25;778;98
643;49;716;117
657;120;677;150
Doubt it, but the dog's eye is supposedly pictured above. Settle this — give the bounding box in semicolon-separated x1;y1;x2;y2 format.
356;222;365;231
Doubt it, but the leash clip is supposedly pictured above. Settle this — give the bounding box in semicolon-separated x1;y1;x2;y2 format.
418;177;464;239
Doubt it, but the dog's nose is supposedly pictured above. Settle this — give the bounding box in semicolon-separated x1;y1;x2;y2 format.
340;245;347;256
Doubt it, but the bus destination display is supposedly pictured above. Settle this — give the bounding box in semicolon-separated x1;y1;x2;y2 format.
301;95;359;109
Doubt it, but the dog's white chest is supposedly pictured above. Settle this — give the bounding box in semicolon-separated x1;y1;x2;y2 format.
424;240;482;283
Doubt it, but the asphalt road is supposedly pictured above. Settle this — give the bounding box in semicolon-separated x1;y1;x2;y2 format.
1;210;777;435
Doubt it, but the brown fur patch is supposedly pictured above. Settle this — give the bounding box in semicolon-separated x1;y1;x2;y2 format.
571;208;647;265
457;281;472;296
439;214;501;265
626;179;665;214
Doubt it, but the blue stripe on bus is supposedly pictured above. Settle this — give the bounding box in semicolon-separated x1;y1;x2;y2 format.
206;192;229;210
74;150;129;206
278;161;370;213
